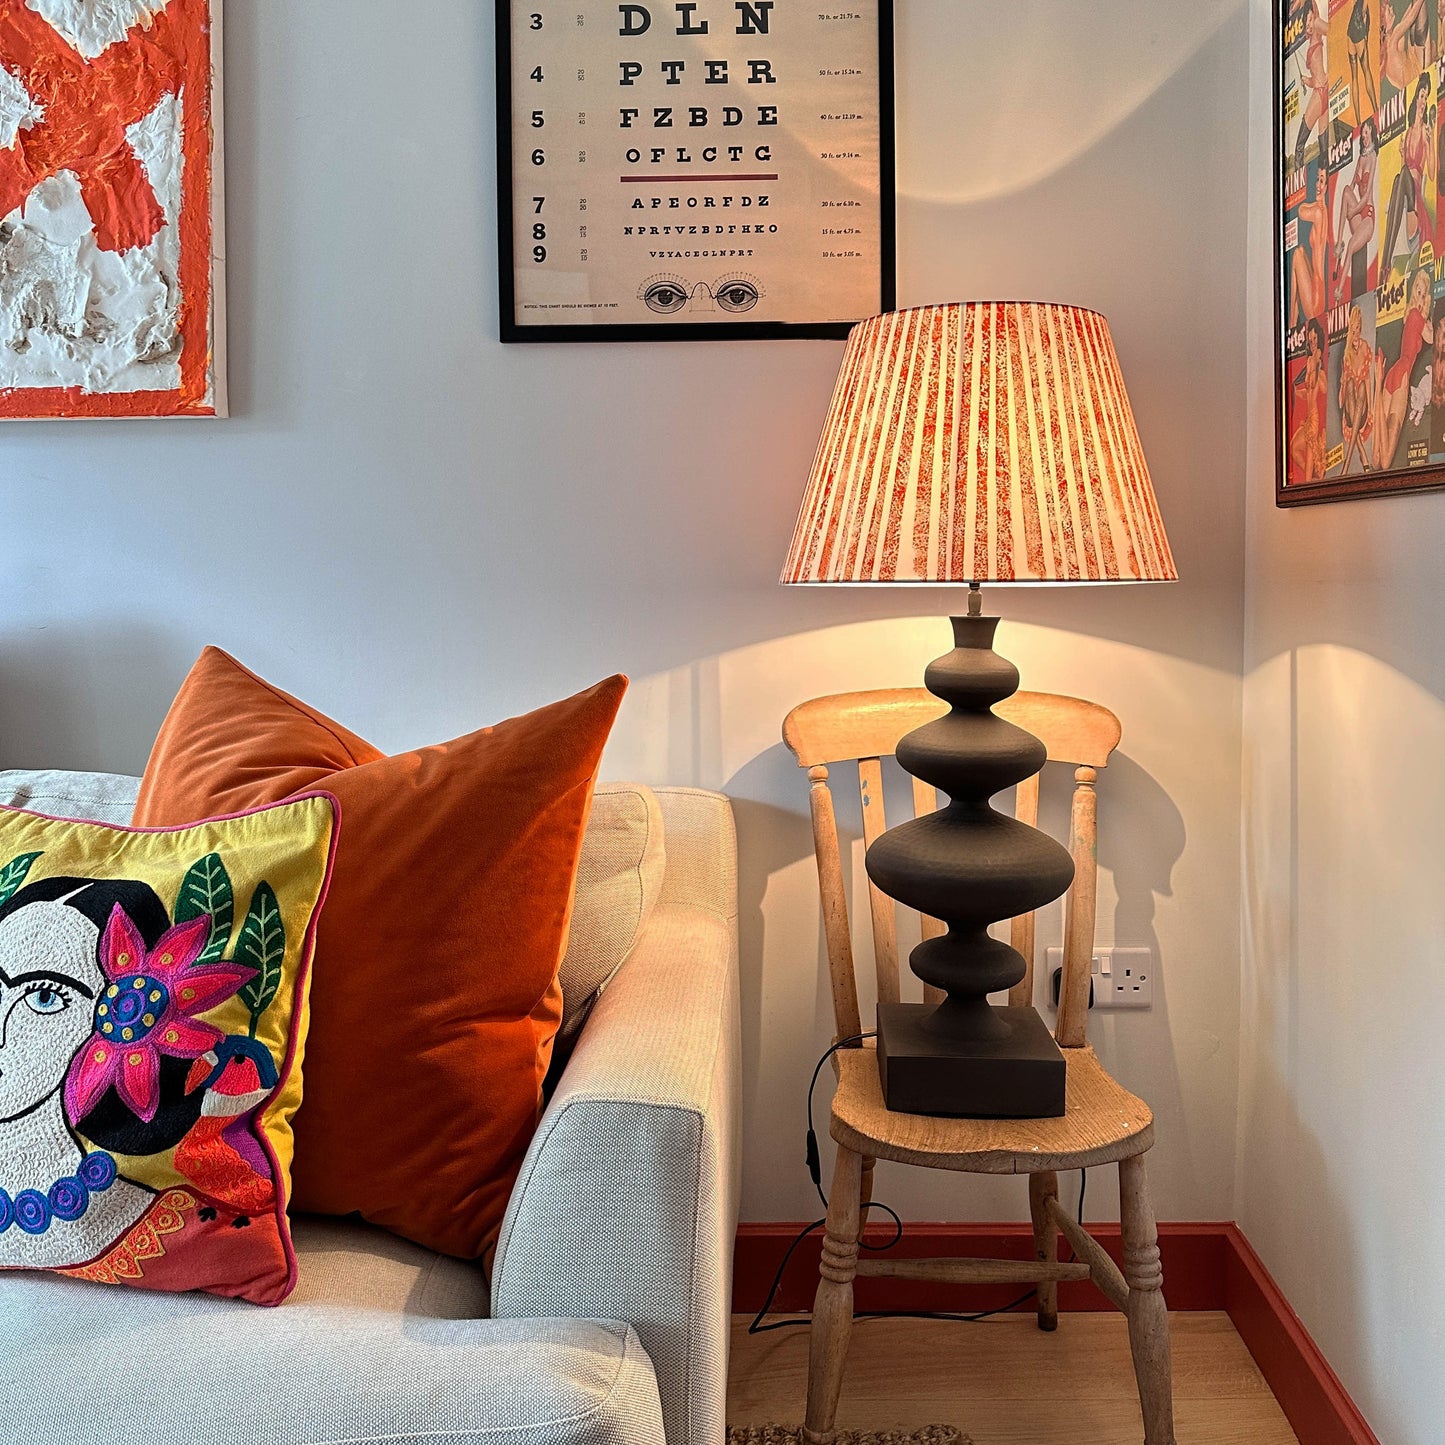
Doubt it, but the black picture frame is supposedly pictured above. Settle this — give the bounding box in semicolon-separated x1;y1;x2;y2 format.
1275;0;1445;506
496;0;896;343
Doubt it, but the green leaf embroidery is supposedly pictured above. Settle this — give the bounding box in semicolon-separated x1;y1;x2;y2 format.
236;882;285;1031
0;851;40;909
174;853;235;964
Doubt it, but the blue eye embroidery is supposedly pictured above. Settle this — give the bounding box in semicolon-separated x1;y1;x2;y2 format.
23;984;71;1016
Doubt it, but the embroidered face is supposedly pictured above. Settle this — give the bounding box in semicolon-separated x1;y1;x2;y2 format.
0;902;102;1125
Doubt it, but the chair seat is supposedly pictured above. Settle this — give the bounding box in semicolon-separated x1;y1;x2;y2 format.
829;1041;1154;1173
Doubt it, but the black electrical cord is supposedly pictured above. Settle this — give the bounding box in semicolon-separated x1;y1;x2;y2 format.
747;1033;1088;1335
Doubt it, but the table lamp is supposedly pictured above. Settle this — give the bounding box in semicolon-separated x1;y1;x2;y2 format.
781;302;1176;1118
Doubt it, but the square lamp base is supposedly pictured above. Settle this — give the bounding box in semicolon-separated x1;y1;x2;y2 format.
876;1002;1066;1118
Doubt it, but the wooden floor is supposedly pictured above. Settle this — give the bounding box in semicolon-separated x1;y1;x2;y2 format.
728;1312;1300;1445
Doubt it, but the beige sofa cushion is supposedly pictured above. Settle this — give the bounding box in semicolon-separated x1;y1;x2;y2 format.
0;768;662;1047
10;1217;665;1445
0;769;140;825
559;782;665;1043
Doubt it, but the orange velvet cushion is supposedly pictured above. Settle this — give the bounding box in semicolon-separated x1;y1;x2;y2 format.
133;649;627;1262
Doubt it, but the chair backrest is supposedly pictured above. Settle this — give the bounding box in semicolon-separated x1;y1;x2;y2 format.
782;688;1121;1051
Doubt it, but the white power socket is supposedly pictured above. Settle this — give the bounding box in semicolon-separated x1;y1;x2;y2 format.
1045;946;1154;1009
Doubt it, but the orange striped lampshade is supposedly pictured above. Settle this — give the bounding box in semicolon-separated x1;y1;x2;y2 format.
781;303;1177;585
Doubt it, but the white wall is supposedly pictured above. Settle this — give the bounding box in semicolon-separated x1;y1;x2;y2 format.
0;2;1249;1227
1240;2;1445;1440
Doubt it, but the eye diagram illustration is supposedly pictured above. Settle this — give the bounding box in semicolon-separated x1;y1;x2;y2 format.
638;273;765;316
714;275;762;313
640;274;690;315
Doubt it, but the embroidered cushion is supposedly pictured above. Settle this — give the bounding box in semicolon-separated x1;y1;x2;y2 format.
132;648;627;1263
0;793;337;1305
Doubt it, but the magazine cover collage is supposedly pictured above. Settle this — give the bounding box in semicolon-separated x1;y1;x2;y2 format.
1282;0;1445;493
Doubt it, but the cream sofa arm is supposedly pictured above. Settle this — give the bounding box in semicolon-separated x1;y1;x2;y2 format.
490;893;740;1445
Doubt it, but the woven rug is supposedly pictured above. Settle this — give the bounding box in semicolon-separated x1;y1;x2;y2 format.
728;1427;969;1445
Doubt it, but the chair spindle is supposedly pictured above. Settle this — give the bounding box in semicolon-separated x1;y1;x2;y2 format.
807;764;863;1041
1007;773;1042;1007
1055;766;1099;1048
857;758;901;1007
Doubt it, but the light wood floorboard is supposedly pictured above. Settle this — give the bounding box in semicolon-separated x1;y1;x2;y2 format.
728;1313;1300;1444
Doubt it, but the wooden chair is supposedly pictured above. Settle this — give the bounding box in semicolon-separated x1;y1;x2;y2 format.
782;688;1175;1445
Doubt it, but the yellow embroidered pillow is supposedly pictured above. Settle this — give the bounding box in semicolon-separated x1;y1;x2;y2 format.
0;793;336;1306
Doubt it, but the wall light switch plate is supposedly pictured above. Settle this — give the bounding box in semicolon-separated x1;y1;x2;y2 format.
1044;946;1154;1009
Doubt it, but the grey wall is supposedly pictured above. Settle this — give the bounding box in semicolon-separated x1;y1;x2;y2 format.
0;1;1250;1228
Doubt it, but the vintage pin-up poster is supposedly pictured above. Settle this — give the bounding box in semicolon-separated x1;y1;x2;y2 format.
0;0;225;418
1277;0;1445;501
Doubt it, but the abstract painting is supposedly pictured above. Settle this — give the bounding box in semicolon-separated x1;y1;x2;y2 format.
0;0;224;418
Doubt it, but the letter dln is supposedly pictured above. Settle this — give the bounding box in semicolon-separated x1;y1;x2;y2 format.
675;1;709;33
619;4;651;36
736;1;773;34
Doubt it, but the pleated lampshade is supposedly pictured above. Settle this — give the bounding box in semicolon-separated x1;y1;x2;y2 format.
781;302;1177;585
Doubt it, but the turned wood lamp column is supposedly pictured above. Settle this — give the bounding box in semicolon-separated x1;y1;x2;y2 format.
781;302;1178;1119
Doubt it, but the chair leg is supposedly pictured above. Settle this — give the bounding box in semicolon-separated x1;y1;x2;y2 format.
802;1145;863;1445
859;1155;876;1212
1119;1153;1176;1445
1028;1171;1060;1332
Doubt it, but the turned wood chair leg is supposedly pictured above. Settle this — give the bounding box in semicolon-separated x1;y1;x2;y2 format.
803;1145;864;1445
860;1155;876;1212
1028;1170;1060;1332
1119;1153;1176;1445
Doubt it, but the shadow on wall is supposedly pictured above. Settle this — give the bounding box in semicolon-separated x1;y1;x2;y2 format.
0;625;183;774
894;0;1247;207
726;753;835;1150
1239;641;1445;1438
1236;889;1375;1430
1248;559;1445;709
1094;751;1194;1206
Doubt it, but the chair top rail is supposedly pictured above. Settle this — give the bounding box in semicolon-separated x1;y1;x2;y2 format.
784;688;1122;772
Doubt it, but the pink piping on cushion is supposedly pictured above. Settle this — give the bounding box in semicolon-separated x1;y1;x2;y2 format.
0;789;344;1306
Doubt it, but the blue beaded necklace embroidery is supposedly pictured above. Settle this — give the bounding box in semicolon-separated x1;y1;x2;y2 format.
0;1151;117;1235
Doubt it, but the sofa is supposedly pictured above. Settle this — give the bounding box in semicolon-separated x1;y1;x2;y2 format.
1;770;741;1445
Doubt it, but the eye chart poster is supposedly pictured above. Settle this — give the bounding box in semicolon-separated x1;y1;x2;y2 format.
497;1;895;341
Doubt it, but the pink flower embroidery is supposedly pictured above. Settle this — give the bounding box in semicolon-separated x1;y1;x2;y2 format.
65;907;254;1125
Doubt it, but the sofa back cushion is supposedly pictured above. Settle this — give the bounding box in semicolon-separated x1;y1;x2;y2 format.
0;771;140;827
558;782;664;1044
0;770;665;1045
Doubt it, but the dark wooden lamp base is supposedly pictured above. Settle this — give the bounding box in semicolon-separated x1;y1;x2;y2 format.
864;594;1074;1120
876;1002;1066;1119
